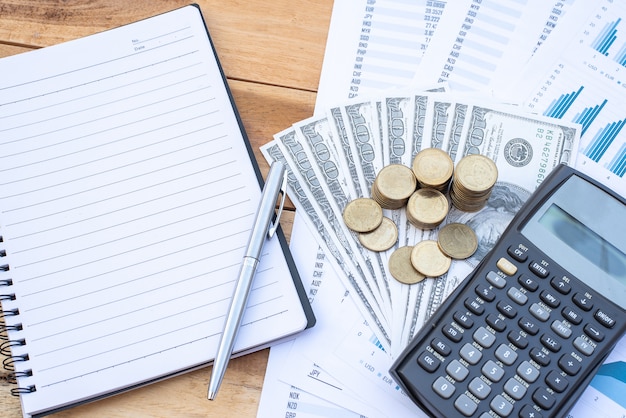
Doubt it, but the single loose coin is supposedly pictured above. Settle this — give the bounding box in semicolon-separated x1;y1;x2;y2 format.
358;217;398;252
342;198;383;233
410;240;452;277
437;223;478;259
388;246;426;284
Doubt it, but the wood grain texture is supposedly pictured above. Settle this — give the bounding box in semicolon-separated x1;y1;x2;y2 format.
0;0;328;415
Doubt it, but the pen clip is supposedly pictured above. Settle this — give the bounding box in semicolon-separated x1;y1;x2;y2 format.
267;170;288;239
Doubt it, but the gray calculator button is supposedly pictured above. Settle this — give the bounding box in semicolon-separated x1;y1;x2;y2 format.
490;394;514;416
473;326;496;348
486;271;506;288
551;319;572;338
446;359;469;381
503;377;526;400
574;336;594;356
495;344;518;365
507;287;528;305
530;302;550;322
468;376;491;400
517;360;540;383
432;376;455;399
482;360;504;382
460;343;482;365
454;393;477;416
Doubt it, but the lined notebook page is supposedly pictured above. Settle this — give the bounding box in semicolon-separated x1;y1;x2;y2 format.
0;6;308;416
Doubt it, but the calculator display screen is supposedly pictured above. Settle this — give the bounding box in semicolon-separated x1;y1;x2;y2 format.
521;175;626;307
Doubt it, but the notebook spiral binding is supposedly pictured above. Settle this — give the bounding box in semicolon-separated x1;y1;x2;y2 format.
0;237;36;396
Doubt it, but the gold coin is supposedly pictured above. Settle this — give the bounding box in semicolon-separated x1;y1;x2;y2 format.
388;246;426;284
358;217;398;252
406;188;449;229
454;154;498;192
342;198;383;233
410;240;452;277
411;148;454;190
437;223;478;259
373;164;416;208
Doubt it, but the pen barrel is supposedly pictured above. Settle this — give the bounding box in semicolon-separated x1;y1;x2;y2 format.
244;161;286;257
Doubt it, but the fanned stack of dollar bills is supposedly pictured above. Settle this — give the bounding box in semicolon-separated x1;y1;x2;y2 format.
261;90;581;358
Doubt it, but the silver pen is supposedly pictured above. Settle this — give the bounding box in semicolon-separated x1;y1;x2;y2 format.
207;160;288;400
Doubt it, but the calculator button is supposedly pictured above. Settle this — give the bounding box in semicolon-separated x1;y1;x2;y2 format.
432;376;455;399
561;306;582;325
545;370;569;393
490;394;514;416
594;309;617;328
558;353;582;376
507;244;528;262
454;393;477;416
446;359;469;381
431;337;452;356
460;343;482;365
475;284;495;302
417;351;440;372
482;360;504;382
572;293;592;311
529;260;549;278
495;344;518;365
497;257;517;276
551;276;571;294
507;287;528;305
486;313;506;332
443;324;463;342
468;376;491;399
473;327;496;348
497;301;517;318
465;297;485;315
584;324;605;342
519;317;539;335
540;334;562;352
550;320;572;338
518;274;539;291
453;311;474;329
539;290;560;308
517;360;540;383
508;331;529;349
529;303;550;322
504;377;527;400
574;336;595;356
532;387;556;410
519;405;543;418
486;271;507;288
530;348;550;367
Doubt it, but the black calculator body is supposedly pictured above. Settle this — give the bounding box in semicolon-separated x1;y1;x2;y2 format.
391;164;626;418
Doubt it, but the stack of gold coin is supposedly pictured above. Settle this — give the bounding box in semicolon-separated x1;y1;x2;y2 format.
411;148;454;192
450;154;498;212
371;164;417;209
342;198;383;233
406;188;449;229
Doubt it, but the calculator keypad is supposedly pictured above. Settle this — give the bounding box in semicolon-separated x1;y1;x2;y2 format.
400;240;622;418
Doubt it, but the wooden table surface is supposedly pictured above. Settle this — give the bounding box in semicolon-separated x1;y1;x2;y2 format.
0;1;333;416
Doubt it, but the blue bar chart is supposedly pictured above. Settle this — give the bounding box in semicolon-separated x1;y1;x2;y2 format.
607;143;626;177
583;119;626;163
591;17;621;56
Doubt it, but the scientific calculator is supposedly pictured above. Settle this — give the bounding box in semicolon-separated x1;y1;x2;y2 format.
391;164;626;418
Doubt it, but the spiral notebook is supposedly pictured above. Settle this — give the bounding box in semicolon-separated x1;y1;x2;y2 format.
0;5;314;417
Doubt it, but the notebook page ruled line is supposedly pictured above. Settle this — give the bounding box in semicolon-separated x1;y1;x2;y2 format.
0;7;304;400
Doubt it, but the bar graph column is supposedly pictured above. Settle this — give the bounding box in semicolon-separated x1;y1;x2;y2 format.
607;143;626;177
592;18;621;55
572;99;608;135
543;86;584;119
584;119;626;162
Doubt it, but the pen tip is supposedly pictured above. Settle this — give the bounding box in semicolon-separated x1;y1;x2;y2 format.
208;390;216;400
